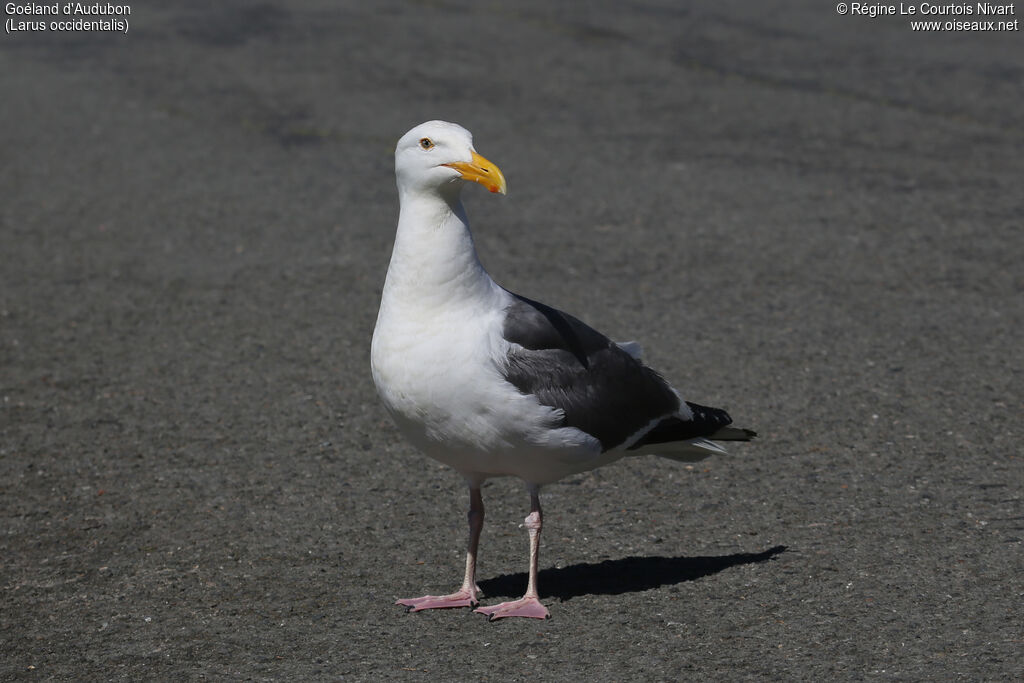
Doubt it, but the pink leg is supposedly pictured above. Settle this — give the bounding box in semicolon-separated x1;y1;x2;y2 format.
475;486;550;621
397;485;484;612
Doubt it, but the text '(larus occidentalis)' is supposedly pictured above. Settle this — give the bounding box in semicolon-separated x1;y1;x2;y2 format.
371;120;756;621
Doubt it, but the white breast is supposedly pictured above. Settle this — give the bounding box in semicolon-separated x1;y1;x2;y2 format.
371;285;603;482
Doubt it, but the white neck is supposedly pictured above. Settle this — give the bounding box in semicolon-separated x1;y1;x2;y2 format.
381;186;498;311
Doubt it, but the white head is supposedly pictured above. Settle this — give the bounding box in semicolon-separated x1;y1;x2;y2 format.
394;120;507;199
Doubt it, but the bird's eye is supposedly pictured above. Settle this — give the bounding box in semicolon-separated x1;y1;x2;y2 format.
419;138;434;150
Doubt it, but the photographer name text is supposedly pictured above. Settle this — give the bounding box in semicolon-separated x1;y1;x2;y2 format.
836;3;1018;30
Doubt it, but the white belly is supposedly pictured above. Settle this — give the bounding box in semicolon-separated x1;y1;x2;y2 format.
370;297;604;483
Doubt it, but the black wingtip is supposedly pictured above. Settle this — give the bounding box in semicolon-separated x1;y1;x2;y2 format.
712;426;757;442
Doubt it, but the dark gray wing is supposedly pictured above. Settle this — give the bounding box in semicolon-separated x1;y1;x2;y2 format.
501;293;681;451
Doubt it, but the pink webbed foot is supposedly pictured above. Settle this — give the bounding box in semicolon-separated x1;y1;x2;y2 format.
474;595;549;621
396;588;479;612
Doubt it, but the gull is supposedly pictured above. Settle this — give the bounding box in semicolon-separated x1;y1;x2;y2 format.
371;121;755;620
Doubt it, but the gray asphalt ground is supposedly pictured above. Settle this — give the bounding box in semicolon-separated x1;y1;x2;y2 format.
2;1;1022;680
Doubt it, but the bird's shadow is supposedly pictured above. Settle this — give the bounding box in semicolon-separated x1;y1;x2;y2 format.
478;545;788;601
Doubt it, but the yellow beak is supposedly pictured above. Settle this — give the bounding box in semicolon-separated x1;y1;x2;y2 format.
445;150;507;195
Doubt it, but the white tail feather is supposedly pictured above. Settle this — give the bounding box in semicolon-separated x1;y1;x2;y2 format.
638;437;728;463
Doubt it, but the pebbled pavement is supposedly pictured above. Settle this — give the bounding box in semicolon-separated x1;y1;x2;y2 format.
1;1;1021;679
